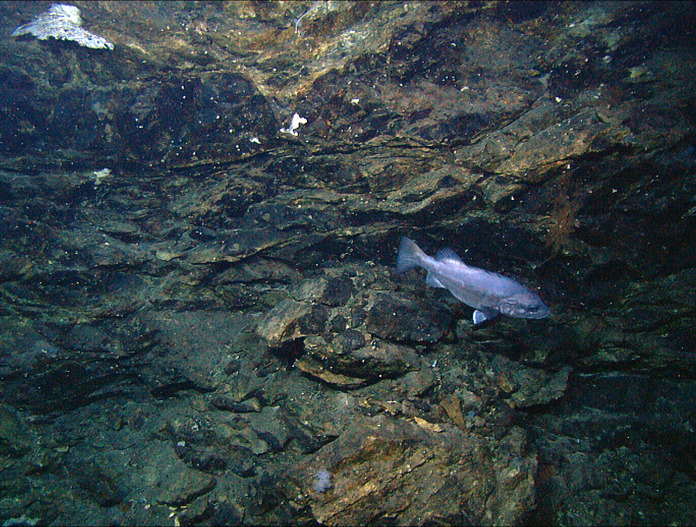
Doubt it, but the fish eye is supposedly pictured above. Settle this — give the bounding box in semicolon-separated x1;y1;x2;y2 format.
528;305;539;312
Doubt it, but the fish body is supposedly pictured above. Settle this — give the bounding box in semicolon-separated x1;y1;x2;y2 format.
397;237;550;324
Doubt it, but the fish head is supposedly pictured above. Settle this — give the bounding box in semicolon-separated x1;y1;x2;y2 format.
500;292;551;319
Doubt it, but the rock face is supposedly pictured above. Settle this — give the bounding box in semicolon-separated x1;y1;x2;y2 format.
256;274;443;387
1;1;695;526
282;415;536;526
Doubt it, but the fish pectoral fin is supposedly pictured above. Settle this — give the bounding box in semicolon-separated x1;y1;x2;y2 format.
425;272;446;288
473;309;498;325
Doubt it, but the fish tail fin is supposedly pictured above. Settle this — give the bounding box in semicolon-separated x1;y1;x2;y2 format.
397;237;427;273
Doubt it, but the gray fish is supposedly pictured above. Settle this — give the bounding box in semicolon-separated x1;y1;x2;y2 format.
397;237;551;324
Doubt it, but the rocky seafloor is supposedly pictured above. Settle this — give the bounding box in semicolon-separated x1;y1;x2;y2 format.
0;1;695;525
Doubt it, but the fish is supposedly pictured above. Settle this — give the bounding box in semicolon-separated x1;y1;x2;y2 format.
396;237;551;324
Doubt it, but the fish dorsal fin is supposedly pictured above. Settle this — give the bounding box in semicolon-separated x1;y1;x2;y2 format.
435;248;464;264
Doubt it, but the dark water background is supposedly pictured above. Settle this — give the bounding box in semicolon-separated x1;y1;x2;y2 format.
0;1;695;525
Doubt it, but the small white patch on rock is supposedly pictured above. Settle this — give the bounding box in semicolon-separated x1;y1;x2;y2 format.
280;113;308;136
12;4;114;50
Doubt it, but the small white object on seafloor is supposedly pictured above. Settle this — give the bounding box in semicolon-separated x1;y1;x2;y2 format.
279;113;308;136
313;469;332;493
11;4;114;50
91;168;111;186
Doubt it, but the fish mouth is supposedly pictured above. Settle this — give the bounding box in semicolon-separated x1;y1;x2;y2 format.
518;305;551;319
528;308;551;319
